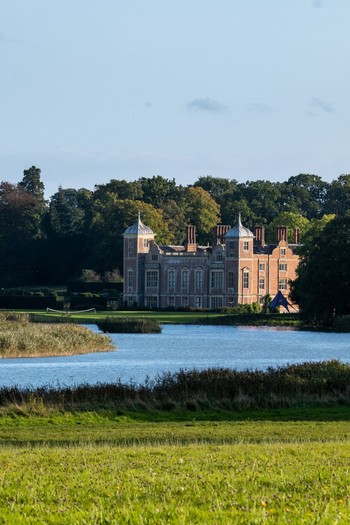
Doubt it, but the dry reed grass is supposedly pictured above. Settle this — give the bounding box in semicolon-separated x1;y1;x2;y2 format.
0;313;114;358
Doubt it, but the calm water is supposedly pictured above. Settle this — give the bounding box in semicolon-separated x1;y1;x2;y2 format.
0;325;349;388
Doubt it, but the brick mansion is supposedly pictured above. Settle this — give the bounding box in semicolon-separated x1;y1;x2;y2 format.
123;213;300;309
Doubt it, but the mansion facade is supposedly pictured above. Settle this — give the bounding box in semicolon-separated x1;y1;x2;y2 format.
123;213;300;309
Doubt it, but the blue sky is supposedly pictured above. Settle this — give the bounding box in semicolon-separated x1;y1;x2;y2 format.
1;0;349;197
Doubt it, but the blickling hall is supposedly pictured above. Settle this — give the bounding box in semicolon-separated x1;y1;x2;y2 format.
123;213;300;309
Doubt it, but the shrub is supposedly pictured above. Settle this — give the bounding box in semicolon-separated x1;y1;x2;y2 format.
96;317;161;334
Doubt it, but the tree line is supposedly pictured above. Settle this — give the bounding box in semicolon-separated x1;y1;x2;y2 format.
1;167;349;298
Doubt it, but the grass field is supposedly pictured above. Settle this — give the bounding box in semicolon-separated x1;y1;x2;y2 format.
37;309;226;325
0;413;350;524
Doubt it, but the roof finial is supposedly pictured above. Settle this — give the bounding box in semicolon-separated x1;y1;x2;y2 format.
138;210;141;224
238;212;242;226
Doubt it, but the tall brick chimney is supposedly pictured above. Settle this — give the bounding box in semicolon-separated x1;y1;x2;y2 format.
254;225;265;247
276;226;288;243
185;225;197;252
212;225;230;246
293;227;300;244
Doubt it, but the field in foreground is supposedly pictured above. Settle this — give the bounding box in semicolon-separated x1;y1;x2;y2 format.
0;415;350;524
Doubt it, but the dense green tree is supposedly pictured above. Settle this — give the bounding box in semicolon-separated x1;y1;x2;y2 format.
94;179;143;201
220;196;255;229
0;182;48;285
323;174;350;216
301;214;335;250
282;174;329;219
182;186;221;243
266;212;310;244
162;199;188;244
18;166;45;200
290;214;350;326
47;188;92;237
193;176;237;201
240;180;284;224
138;175;179;208
91;196;172;272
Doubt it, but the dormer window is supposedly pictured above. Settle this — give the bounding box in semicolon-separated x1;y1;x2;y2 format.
151;254;158;261
280;248;286;257
216;254;223;262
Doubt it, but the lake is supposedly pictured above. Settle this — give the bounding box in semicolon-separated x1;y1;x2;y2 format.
0;324;349;388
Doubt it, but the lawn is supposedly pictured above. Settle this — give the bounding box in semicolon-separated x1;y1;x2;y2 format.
0;414;349;524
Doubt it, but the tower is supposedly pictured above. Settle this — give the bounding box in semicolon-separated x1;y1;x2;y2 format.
123;212;155;307
224;213;255;306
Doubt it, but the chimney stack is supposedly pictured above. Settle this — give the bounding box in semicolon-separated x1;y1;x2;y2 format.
293;227;300;244
276;226;288;243
185;225;197;252
212;225;230;246
254;225;265;247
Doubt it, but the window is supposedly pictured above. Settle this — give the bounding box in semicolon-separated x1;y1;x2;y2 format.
259;263;265;271
279;278;288;290
181;296;189;308
195;297;202;308
259;296;265;305
168;270;175;289
151;254;158;261
211;271;223;289
145;296;157;308
243;270;249;289
181;270;189;288
146;271;158;288
228;271;234;289
168;296;175;307
216;254;223;262
143;239;149;248
259;277;265;290
243;241;249;251
229;241;235;258
279;263;287;272
127;238;134;258
211;297;223;309
126;296;133;307
195;270;203;289
127;270;133;289
280;248;286;257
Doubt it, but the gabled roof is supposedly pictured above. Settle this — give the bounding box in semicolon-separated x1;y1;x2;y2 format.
224;213;254;239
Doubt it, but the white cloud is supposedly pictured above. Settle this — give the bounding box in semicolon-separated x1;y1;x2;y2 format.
187;97;227;113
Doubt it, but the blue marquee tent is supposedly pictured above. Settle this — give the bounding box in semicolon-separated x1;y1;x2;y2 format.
268;291;291;312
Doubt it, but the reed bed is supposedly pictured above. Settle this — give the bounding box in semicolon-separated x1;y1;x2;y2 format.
0;313;114;357
1;360;350;412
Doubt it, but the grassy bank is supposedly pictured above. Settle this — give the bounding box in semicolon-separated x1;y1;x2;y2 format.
0;418;350;523
0;313;114;358
1;361;350;522
12;309;301;328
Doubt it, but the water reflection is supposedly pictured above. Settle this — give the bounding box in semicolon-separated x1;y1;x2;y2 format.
0;325;349;388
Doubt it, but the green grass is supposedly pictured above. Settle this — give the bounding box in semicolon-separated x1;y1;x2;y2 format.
0;416;350;523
